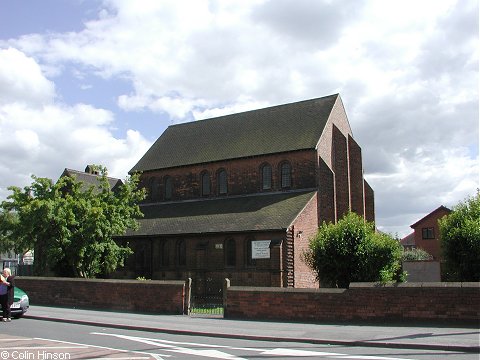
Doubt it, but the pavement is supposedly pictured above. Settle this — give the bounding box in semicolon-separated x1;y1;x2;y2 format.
24;305;480;353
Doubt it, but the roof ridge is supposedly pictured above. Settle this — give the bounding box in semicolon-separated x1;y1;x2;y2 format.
167;93;339;129
131;93;341;172
64;168;121;181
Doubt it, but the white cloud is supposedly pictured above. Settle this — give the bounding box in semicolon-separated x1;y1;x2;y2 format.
367;147;478;237
0;50;151;200
0;0;477;236
0;47;55;106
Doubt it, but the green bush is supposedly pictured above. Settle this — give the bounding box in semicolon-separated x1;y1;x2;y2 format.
304;212;404;288
439;190;480;281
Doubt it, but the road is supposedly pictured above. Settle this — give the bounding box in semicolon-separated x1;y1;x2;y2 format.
0;318;478;360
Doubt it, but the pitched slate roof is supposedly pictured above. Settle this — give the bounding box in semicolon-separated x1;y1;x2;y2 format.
410;205;451;228
61;168;123;191
401;232;415;246
130;94;339;172
122;190;316;237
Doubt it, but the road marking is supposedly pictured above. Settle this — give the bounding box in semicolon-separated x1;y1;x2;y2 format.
34;337;169;359
3;346;87;349
332;357;413;360
92;332;413;360
261;348;347;356
93;333;247;360
263;348;413;359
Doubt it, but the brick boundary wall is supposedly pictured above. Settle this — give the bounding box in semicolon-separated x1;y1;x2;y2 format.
15;277;186;314
15;278;480;324
225;282;480;325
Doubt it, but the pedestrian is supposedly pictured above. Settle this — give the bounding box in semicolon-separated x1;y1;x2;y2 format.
0;267;15;322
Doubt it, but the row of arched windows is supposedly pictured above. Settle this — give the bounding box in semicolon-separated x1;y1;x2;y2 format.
153;238;259;269
155;239;186;268
146;161;292;201
200;168;228;196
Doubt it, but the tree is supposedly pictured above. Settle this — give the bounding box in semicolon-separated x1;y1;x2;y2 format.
0;166;146;278
439;190;480;281
304;212;404;288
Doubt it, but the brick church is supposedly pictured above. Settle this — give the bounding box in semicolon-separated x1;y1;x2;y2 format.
115;93;374;290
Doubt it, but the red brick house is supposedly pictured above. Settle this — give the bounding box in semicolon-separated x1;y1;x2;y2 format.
115;94;374;291
403;205;452;260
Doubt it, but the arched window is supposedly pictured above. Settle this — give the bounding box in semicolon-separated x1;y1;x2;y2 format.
154;240;170;269
217;169;228;195
201;171;210;196
150;177;160;201
225;238;236;267
146;177;155;201
164;176;173;200
261;163;272;190
160;241;169;267
245;238;256;266
280;162;292;189
176;239;186;267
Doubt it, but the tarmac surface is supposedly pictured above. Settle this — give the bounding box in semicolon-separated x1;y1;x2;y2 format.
24;305;480;353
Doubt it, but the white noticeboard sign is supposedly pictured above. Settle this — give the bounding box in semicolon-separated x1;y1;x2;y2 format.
252;240;271;259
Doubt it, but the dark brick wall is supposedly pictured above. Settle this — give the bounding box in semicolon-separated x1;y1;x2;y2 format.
317;158;335;224
225;282;480;324
115;231;288;289
15;277;185;314
332;125;349;220
364;180;375;223
348;135;364;217
141;151;318;202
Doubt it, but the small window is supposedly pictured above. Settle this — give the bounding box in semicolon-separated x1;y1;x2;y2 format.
201;171;211;196
280;162;292;188
261;164;272;190
146;177;155;201
177;239;186;266
164;176;173;200
154;240;169;269
422;227;435;239
225;238;236;267
245;238;256;266
150;177;160;201
217;169;228;195
160;241;169;267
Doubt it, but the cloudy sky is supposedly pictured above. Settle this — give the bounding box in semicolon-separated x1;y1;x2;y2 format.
0;0;478;237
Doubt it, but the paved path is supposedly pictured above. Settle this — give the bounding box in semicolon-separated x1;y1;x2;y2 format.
24;306;480;353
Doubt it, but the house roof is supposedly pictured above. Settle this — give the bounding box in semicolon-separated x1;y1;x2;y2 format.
121;190;317;237
401;232;415;246
130;94;339;173
410;205;452;228
61;168;123;191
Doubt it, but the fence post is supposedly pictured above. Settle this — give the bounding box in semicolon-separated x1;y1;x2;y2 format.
223;278;230;316
185;277;192;315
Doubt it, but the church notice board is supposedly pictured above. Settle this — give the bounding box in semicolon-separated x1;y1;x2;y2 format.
252;240;271;259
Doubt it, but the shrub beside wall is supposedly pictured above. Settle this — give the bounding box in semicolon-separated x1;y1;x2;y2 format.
225;282;480;324
16;277;186;314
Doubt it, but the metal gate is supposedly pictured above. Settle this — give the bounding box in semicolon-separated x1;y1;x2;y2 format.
188;275;224;317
